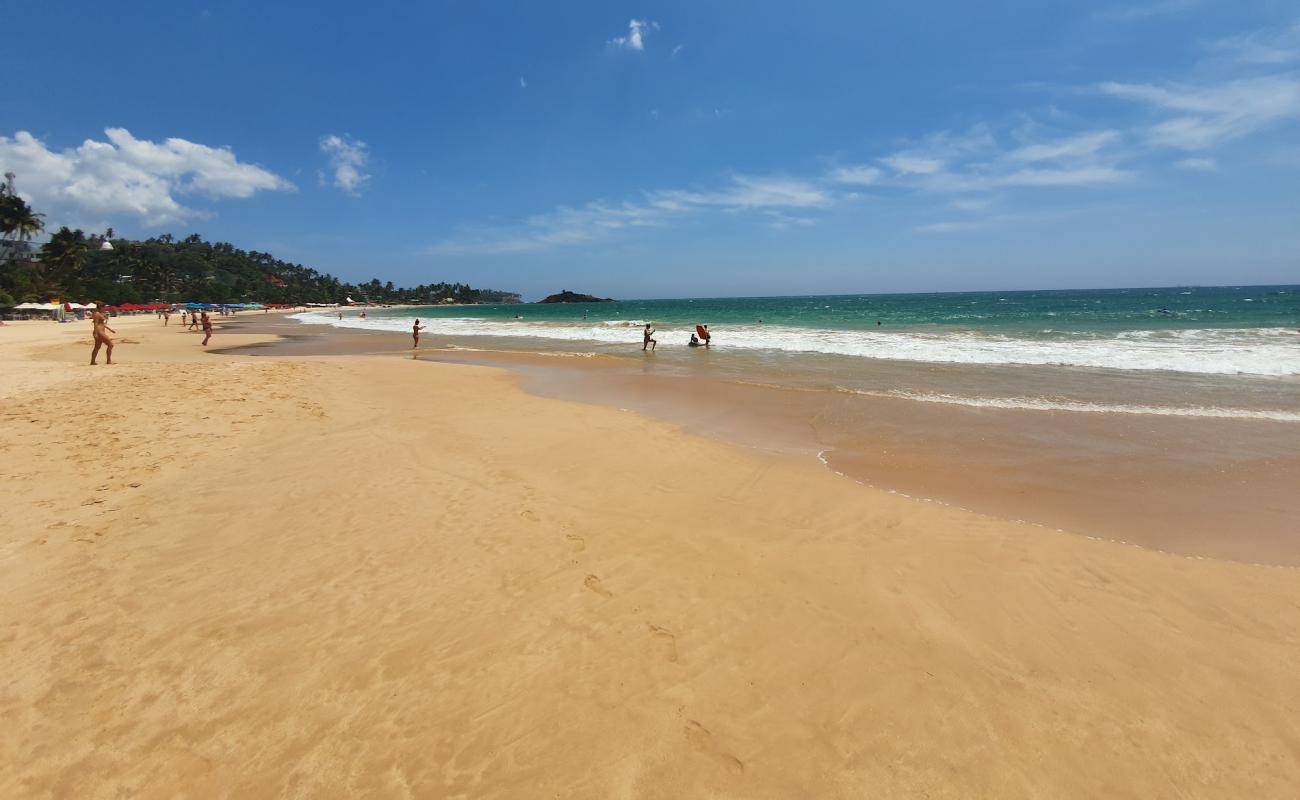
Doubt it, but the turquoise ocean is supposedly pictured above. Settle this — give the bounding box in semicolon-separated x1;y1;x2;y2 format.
292;285;1300;421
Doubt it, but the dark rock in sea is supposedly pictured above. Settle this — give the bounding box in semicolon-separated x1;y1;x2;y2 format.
537;290;613;304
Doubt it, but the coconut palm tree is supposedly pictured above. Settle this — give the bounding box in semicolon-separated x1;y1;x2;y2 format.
0;194;44;243
40;227;91;285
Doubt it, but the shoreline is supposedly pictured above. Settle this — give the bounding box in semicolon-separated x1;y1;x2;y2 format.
3;312;1299;797
224;315;1300;567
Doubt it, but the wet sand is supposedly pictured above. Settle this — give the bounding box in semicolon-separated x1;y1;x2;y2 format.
226;316;1300;566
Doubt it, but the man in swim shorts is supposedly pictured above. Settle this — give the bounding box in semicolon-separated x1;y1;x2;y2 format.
642;323;657;351
90;305;116;365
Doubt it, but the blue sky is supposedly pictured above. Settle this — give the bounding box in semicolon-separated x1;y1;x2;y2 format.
3;1;1298;298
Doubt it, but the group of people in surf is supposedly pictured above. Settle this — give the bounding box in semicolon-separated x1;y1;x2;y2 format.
642;323;710;351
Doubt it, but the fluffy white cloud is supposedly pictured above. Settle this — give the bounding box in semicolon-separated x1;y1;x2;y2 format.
1174;157;1217;171
608;19;659;51
1100;76;1300;149
319;134;371;195
0;128;293;226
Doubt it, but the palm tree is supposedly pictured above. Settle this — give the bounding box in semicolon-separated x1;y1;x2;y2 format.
40;227;91;285
0;194;45;244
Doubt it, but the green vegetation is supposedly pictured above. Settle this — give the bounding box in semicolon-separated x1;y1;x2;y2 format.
538;289;613;303
0;184;519;306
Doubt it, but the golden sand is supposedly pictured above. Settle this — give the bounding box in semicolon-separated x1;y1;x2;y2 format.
1;315;1297;797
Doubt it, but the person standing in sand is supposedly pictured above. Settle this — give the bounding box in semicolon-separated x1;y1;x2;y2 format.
201;311;213;346
413;319;425;348
90;305;116;365
642;323;657;351
188;311;200;331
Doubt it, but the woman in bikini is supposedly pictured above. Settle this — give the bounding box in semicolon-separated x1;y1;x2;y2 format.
201;311;214;346
413;319;425;348
90;305;116;365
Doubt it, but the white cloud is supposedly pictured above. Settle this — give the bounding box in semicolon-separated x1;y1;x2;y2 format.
914;220;986;234
1210;21;1300;65
319;134;371;195
519;76;528;88
950;196;996;212
1008;130;1121;161
879;126;998;176
0;128;292;226
428;175;830;255
993;166;1129;187
608;19;659;51
876;123;1131;194
827;165;883;185
652;175;831;211
881;155;946;175
671;44;684;57
1175;157;1217;171
1100;76;1300;149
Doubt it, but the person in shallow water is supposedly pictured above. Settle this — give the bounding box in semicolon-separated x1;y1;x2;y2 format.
642;323;657;351
688;333;703;347
412;319;425;348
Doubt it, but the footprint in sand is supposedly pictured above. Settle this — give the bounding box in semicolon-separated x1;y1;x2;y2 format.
583;574;612;597
684;720;744;774
565;533;586;551
520;509;539;522
648;625;679;663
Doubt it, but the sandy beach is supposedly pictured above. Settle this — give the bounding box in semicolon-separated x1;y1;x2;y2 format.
2;314;1299;798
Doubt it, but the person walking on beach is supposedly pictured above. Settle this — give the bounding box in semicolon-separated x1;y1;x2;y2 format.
412;319;425;348
201;311;213;346
163;308;171;326
188;311;200;331
90;305;116;365
642;323;657;351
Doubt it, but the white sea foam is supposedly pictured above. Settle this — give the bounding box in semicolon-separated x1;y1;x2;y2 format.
289;312;1300;376
835;389;1300;423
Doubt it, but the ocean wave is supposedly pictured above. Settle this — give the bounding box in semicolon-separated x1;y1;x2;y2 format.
289;312;1300;376
839;389;1300;422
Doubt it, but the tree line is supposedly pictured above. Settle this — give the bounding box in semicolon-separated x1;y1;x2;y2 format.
0;187;520;307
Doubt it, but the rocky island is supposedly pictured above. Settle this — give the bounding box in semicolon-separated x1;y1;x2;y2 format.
537;290;613;304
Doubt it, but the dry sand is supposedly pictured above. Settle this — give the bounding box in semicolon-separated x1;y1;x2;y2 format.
1;315;1298;798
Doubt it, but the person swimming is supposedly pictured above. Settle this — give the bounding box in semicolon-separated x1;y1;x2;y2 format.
688;333;703;347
